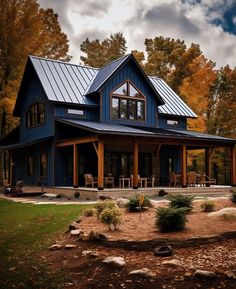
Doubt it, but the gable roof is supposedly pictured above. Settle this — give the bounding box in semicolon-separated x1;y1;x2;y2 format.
14;54;197;118
149;77;197;118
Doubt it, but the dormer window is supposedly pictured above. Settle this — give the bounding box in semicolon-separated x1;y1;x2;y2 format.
111;81;145;121
26;103;45;128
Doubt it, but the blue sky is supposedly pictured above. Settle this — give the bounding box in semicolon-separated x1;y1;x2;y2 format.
39;0;236;68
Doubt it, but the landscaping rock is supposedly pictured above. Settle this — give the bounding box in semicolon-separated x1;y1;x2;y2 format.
162;259;182;267
69;222;80;231
154;245;173;257
207;207;236;220
128;268;156;278
193;270;216;279
224;271;236;279
86;230;109;241
65;244;77;250
70;229;83;236
49;244;62;251
42;193;59;198
149;200;159;208
75;217;83;224
80;233;89;241
116;198;129;208
82;250;99;258
102;256;126;268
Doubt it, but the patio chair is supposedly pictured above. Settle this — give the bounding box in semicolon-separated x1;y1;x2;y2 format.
199;175;216;187
5;180;24;194
104;173;114;188
147;175;156;187
169;172;179;187
187;171;197;187
84;174;98;188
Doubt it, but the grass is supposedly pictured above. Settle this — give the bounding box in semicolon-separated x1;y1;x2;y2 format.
0;198;92;289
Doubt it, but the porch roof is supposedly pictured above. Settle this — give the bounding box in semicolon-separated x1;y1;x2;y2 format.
56;118;236;145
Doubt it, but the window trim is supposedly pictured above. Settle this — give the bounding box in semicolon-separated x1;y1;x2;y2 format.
25;102;45;128
110;80;146;122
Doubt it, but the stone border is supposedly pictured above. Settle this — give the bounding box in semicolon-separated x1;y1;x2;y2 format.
96;231;236;251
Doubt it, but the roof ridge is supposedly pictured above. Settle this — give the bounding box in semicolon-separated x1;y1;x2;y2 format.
29;55;99;70
98;54;131;70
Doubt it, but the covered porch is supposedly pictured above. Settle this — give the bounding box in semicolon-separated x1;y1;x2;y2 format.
55;119;236;190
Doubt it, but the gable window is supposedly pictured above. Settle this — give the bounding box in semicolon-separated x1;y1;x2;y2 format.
111;81;145;121
26;103;45;128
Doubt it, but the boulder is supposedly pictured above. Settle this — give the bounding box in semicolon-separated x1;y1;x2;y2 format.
154;245;173;257
49;244;62;251
102;256;125;268
42;193;59;198
64;244;77;250
207;207;236;220
162;259;182;267
128;268;156;278
224;271;236;279
82;250;99;258
193;270;216;279
70;229;83;236
116;198;129;208
69;222;80;231
87;231;109;241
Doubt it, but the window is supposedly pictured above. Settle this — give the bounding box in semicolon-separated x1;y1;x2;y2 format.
167;119;179;127
26;103;45;128
111;81;145;121
27;153;34;176
40;151;47;177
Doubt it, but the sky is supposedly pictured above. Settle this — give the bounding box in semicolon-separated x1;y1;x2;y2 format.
39;0;236;68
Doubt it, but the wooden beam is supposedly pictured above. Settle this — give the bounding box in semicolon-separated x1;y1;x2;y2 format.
205;148;211;178
181;144;187;187
57;136;98;147
92;142;98;156
154;144;161;156
73;144;79;188
97;139;104;190
230;147;236;186
133;139;139;189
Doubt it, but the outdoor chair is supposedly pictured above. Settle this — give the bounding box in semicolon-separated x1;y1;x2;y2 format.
104;173;114;188
5;180;24;194
187;171;197;187
147;175;156;187
84;174;98;188
169;172;180;187
199;175;216;187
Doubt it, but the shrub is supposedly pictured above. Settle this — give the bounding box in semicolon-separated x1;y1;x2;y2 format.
83;208;95;217
159;189;168;197
125;195;151;212
231;191;236;204
95;200;117;218
100;207;122;230
201;200;215;212
168;194;194;212
155;207;188;232
74;192;80;198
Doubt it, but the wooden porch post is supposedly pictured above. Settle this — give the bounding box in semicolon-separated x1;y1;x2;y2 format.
133;139;139;189
73;144;79;188
181;144;187;187
230;147;236;186
205;148;211;178
98;138;104;190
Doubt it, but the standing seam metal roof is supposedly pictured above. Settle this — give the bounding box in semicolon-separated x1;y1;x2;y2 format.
28;55;197;118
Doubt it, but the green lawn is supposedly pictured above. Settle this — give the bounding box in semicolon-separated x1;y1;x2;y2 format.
0;198;92;289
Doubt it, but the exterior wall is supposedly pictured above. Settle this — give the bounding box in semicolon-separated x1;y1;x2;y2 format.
19;73;54;143
100;61;158;127
54;104;99;121
11;141;54;186
158;116;187;130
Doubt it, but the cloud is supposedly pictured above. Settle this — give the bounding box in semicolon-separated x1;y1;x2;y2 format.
72;0;112;17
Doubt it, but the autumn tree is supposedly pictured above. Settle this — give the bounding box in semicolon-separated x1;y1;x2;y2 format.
80;33;127;67
144;36;202;93
0;0;70;184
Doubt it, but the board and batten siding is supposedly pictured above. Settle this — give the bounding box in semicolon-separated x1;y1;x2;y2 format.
158;116;187;130
54;104;99;121
100;61;158;127
19;73;54;143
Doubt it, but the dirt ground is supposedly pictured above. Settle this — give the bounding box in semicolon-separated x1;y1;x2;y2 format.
42;198;236;289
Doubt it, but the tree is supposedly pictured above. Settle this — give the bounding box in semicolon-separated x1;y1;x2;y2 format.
80;32;127;67
179;55;216;132
144;36;202;93
0;0;70;185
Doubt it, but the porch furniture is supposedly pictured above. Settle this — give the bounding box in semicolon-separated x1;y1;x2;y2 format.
199;175;216;187
140;177;148;188
84;174;98;188
130;174;142;187
169;172;180;187
5;180;24;194
187;171;197;187
104;174;114;188
119;177;130;188
147;175;156;187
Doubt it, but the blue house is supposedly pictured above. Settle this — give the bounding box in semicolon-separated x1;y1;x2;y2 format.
2;54;236;189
